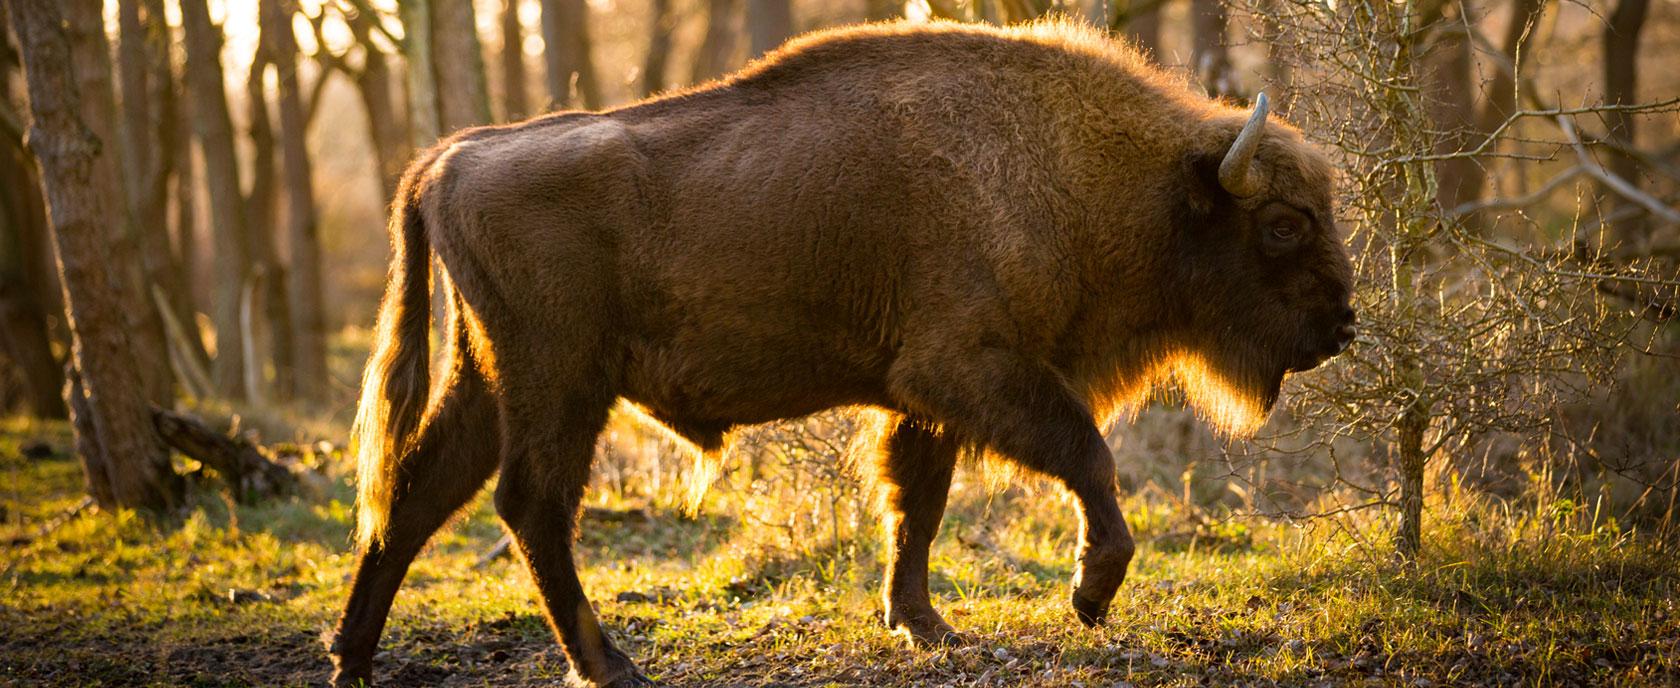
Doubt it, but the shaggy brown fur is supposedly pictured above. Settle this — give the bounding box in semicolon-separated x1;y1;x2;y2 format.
331;19;1354;688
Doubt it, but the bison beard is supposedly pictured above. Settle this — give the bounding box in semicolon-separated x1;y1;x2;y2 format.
331;19;1352;688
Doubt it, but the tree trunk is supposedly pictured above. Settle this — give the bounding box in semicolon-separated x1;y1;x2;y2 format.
1602;0;1649;251
500;0;529;121
1190;0;1235;97
347;9;409;202
0;133;66;419
6;0;182;510
433;0;493;131
865;0;902;20
126;0;211;378
641;0;673;98
64;0;173;406
1108;0;1160;58
400;0;442;147
242;48;289;405
1395;398;1428;557
747;0;792;59
179;0;252;400
540;0;601;110
692;0;741;84
263;0;329;404
1424;14;1483;215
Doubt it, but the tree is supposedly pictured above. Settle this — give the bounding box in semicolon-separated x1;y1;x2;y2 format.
400;0;441;146
180;0;253;399
433;0;492;130
500;0;529;120
540;0;600;109
264;0;329;403
1602;0;1650;251
5;0;182;510
1190;0;1235;96
641;0;673;97
747;0;792;59
692;0;741;84
1107;0;1161;57
64;0;173;406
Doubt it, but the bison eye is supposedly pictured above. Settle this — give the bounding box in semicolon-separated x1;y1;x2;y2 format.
1269;224;1299;242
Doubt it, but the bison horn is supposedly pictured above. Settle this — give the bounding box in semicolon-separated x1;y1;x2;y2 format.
1217;91;1269;197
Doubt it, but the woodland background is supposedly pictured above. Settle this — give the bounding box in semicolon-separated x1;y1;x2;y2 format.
1;0;1678;685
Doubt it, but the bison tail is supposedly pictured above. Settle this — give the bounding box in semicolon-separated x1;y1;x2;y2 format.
351;184;434;550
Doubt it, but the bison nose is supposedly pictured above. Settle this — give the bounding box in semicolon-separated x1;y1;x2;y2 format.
1333;307;1357;353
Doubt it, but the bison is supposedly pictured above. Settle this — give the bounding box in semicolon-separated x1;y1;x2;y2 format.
330;19;1355;688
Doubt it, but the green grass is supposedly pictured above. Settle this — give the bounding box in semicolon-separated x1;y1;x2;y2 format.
3;417;1677;687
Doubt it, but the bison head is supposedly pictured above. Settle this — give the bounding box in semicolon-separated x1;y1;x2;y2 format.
1163;93;1355;434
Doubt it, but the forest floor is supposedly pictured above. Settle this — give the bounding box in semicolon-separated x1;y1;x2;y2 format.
3;416;1679;687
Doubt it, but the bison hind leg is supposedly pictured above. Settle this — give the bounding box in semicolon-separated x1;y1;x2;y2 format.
876;417;968;647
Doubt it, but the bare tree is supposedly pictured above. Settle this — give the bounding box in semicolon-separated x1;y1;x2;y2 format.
1106;0;1161;57
242;39;290;405
263;0;328;403
6;0;182;510
501;0;529;120
692;0;741;84
865;0;903;20
179;0;252;399
540;0;600;109
641;0;673;97
747;0;792;59
433;0;492;130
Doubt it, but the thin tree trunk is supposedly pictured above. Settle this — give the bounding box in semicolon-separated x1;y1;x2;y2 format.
264;0;328;403
641;0;673;98
540;0;601;109
0;131;66;418
434;0;493;131
6;0;182;510
1108;0;1160;58
347;9;409;201
64;0;173;406
179;0;251;400
1602;0;1649;250
401;0;442;147
242;48;289;404
692;0;742;84
1424;14;1482;215
747;0;792;59
865;0;902;20
1190;0;1234;96
501;0;529;120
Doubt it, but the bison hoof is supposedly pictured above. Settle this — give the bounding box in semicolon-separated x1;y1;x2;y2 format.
601;671;658;688
888;611;968;648
1071;592;1110;627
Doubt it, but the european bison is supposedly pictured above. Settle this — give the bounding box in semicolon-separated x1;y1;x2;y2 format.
331;19;1354;687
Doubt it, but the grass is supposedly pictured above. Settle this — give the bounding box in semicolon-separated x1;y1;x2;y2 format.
3;415;1677;687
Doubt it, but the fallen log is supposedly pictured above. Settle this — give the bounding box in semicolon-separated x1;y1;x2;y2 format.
151;407;298;503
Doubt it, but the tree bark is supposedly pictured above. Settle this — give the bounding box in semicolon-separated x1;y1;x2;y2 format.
242;48;289;405
6;0;182;510
1190;0;1235;97
1108;0;1160;58
64;0;173;406
641;0;673;98
0;132;65;418
263;0;328;404
1423;12;1482;216
692;0;741;84
1602;0;1649;250
433;0;493;131
346;8;409;202
400;0;441;147
747;0;792;59
500;0;529;120
179;0;252;400
865;0;902;20
540;0;600;110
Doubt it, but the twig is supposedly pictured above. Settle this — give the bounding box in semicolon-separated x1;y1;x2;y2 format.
1449;165;1583;218
476;533;514;569
1557;116;1680;225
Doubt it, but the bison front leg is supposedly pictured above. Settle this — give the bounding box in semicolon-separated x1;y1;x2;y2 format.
878;418;964;646
888;342;1136;628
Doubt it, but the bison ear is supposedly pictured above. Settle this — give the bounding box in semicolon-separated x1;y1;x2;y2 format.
1181;148;1229;217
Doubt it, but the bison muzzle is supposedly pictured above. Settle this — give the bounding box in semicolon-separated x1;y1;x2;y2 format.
330;19;1354;688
